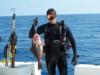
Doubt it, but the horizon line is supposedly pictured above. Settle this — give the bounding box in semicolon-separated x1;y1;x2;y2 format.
0;13;100;17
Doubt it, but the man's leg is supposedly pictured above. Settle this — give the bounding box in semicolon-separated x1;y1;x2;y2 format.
57;55;67;75
45;56;56;75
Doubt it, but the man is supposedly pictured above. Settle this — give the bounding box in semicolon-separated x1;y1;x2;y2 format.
29;8;77;75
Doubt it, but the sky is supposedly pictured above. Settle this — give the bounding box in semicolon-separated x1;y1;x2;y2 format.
0;0;100;16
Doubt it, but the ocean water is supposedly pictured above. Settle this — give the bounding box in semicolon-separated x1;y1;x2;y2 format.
0;14;100;75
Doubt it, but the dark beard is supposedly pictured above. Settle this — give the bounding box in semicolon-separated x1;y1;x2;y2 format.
49;16;55;20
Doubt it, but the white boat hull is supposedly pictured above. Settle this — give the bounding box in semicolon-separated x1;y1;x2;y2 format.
0;62;41;75
75;64;100;75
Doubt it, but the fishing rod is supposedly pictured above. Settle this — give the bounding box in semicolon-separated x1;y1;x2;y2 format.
3;8;17;67
9;8;17;68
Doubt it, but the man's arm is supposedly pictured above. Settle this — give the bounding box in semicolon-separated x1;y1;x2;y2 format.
66;26;77;55
66;26;77;65
37;24;45;35
29;24;35;39
29;24;45;39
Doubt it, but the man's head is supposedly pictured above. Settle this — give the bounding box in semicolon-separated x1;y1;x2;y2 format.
46;8;57;24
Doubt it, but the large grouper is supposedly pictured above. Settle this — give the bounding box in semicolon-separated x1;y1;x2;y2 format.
31;33;43;69
29;17;43;69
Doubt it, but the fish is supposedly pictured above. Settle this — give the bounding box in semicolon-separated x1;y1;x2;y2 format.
3;44;10;67
31;33;43;69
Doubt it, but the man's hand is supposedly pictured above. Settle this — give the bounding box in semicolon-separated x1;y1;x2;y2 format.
71;56;78;65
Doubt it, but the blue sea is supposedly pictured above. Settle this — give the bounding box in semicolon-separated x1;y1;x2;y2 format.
0;14;100;75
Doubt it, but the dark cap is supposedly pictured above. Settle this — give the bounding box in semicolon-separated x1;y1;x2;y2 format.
47;8;56;15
